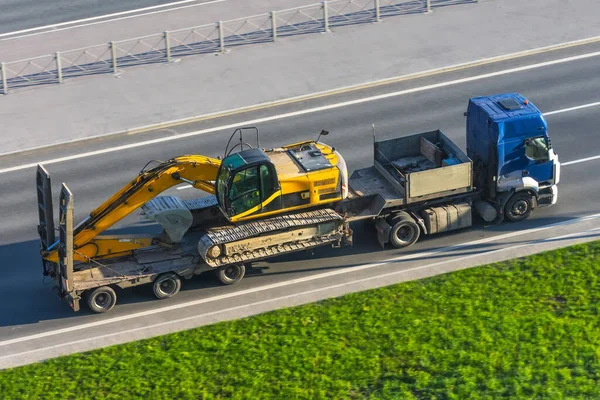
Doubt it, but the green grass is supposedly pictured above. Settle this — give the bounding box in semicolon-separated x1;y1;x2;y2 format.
2;241;600;399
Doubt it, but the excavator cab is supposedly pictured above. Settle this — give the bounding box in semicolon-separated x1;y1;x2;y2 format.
211;127;350;223
216;148;282;220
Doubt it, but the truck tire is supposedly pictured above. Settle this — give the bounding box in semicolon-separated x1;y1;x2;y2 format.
388;213;420;249
87;286;117;313
216;264;245;285
505;192;533;222
153;272;181;300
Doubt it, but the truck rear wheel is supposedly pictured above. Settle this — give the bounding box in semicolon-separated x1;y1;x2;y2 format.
216;264;245;285
153;272;181;300
388;213;420;249
505;192;533;222
87;286;117;313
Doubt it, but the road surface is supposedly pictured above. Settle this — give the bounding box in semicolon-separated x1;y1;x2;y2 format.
0;46;599;368
0;0;320;35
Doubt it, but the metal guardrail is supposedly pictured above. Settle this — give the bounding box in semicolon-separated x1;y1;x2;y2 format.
0;0;476;94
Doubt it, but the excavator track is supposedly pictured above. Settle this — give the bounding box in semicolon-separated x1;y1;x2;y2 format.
198;208;348;268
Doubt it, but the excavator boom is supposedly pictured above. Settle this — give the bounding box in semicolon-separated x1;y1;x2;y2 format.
43;155;221;262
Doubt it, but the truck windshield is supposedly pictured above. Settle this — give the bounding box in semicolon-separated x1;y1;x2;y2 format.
525;137;550;162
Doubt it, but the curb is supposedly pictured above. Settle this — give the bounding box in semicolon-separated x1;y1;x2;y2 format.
2;34;600;158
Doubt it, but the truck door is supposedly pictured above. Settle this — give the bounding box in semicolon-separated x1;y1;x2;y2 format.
523;136;554;183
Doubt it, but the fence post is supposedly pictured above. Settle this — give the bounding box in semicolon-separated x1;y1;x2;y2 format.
218;21;225;53
426;0;431;13
323;1;329;32
110;41;118;73
0;62;7;95
375;0;381;22
271;11;277;42
56;52;63;83
164;31;172;62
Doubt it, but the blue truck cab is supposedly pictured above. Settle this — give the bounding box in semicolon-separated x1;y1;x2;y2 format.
466;93;560;221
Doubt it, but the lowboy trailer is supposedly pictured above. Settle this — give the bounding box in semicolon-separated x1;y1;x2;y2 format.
37;93;560;313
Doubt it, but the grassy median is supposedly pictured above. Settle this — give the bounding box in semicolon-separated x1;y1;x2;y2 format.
2;241;600;399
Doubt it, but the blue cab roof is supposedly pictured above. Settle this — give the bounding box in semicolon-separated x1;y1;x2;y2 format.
469;92;543;123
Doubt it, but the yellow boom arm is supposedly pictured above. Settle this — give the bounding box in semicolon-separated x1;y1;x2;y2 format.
44;155;221;262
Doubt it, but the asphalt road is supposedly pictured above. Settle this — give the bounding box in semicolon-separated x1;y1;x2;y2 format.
0;0;196;33
1;47;600;368
0;0;319;56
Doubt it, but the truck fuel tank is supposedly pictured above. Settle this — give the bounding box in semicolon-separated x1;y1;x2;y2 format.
474;200;498;222
422;202;472;235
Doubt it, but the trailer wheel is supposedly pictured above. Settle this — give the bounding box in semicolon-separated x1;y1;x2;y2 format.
87;286;117;313
505;192;533;222
389;213;420;249
216;264;245;285
153;272;181;300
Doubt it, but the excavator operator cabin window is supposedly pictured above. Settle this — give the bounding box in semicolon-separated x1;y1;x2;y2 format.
229;166;261;215
260;164;276;201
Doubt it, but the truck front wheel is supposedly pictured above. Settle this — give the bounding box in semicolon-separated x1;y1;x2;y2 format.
505;192;533;222
389;214;420;249
86;286;117;313
216;264;245;285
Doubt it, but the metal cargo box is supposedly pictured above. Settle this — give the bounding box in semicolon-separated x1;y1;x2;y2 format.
422;202;472;235
373;130;473;204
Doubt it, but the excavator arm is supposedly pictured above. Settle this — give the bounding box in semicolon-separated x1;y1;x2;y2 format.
42;155;221;263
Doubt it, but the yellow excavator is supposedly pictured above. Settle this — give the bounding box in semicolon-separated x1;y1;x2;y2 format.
38;128;351;312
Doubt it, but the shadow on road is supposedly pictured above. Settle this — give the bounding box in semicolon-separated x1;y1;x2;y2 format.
0;213;594;327
263;215;579;264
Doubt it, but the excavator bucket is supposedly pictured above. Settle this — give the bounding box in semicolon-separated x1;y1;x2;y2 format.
36;165;56;276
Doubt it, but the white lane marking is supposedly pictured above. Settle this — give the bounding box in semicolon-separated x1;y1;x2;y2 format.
2;226;599;365
544;102;600;116
562;155;600;166
1;50;599;175
0;0;225;40
1;211;599;348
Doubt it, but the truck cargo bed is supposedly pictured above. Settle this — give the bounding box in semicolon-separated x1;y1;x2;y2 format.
351;130;472;201
338;130;474;221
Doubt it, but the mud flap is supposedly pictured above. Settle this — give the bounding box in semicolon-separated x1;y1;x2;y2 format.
375;218;391;249
66;293;80;312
